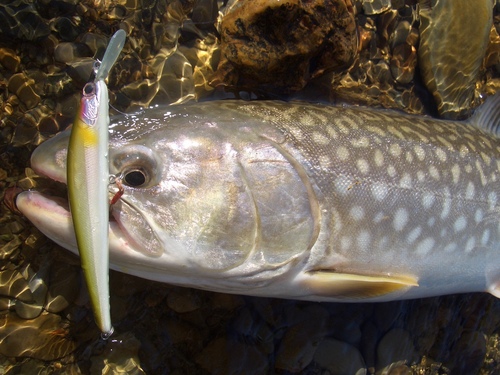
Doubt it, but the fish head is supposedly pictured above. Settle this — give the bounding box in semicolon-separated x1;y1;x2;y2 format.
16;103;317;290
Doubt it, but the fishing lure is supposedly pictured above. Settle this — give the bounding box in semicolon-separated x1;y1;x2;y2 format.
67;29;126;338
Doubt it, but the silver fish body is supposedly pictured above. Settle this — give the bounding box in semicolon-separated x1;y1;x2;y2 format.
16;99;500;302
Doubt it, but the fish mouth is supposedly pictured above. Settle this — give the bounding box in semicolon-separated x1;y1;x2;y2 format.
15;165;163;266
15;189;125;257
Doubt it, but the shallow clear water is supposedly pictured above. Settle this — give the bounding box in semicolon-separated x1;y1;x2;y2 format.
0;0;499;374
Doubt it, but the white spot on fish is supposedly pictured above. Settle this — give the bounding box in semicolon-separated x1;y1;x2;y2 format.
465;181;475;200
454;216;467;232
407;226;422;244
481;229;490;246
465;237;476;253
437;135;453;149
326;126;339;139
475;209;484;223
406;151;414;163
427;217;435;227
414;145;425;161
435;148;447;162
451;164;460;184
390;144;402;157
387;165;396;177
337;146;349;161
301;114;316;126
481;152;491;166
340;236;352;252
374;211;387;224
312;131;330;145
416;237;435;256
422;192;435;209
371;182;389;201
334;175;352;195
393;208;408;231
351;136;370;148
357;230;371;249
475;160;488;185
440;228;447;238
399;174;412;189
459;144;469;157
429;165;440;180
374;149;384;167
465;164;472;173
350;206;365;221
417;170;426;182
357;159;370;174
441;197;451;219
319;155;332;169
443;242;457;253
488;192;498;210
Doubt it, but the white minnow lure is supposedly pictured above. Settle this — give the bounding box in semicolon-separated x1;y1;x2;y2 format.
67;29;126;338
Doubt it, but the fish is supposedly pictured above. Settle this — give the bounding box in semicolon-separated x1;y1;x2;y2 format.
66;29;126;338
16;94;500;303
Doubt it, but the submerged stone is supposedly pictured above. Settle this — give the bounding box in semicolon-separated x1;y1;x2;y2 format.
418;0;494;119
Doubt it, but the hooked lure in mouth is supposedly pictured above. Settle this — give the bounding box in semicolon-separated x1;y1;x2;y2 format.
66;29;126;338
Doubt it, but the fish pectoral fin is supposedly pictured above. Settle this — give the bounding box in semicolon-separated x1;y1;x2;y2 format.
301;271;419;300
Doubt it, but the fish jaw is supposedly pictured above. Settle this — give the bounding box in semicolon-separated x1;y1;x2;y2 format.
15;190;153;274
31;129;70;184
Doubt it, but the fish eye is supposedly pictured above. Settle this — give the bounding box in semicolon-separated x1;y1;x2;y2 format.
123;169;147;187
110;145;161;189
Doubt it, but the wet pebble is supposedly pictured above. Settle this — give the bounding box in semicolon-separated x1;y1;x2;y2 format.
196;336;268;374
362;0;392;15
54;42;92;64
7;72;41;109
0;2;50;41
152;49;195;105
0;312;75;360
447;330;486;374
0;269;32;302
0;48;20;72
314;338;367;375
90;332;145;375
45;262;80;313
275;304;329;372
164;317;204;345
418;0;493;118
167;288;201;313
81;32;108;55
51;17;80;42
377;328;417;370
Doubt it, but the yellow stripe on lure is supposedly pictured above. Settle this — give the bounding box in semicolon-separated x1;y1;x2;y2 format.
67;29;126;339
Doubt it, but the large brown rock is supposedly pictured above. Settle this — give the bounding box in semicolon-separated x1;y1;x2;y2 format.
213;0;358;94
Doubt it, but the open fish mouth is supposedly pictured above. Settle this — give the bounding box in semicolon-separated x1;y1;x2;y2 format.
15;188;124;257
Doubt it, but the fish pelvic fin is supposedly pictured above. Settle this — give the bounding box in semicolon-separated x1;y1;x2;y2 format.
487;276;500;299
300;271;419;300
488;285;500;299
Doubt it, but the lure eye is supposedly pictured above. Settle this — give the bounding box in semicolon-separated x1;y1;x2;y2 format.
83;82;96;96
123;169;147;187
